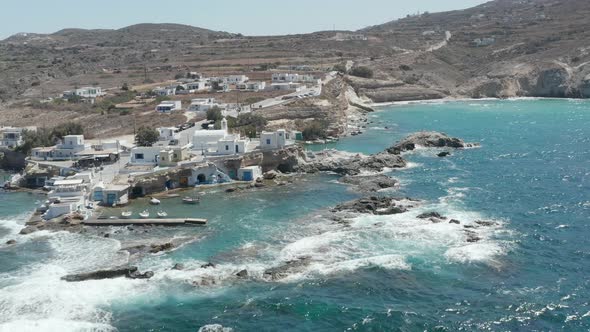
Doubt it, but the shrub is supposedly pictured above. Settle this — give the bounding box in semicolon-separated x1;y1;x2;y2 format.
135;127;159;147
302;121;329;140
349;66;374;78
206;106;223;122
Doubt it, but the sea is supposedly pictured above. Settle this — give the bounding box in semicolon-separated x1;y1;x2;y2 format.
1;99;589;331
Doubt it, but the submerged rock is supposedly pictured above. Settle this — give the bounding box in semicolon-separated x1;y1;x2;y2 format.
263;170;279;180
340;175;398;192
61;266;154;282
236;269;248;278
200;262;216;269
149;242;175;253
5;239;16;245
19;226;38;235
437;151;451;157
417;212;446;220
263;257;312;281
449;219;461;225
332;196;408;215
172;263;185;270
388;131;475;154
198;324;234;332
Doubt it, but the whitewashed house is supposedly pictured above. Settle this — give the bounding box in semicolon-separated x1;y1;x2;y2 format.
63;87;105;99
272;73;317;83
193;118;250;155
0;126;34;149
186;81;209;91
31;135;90;161
226;75;249;84
270;82;303;91
260;129;293;150
236;81;266;91
153;87;176;96
187;98;223;114
130;146;161;165
158;127;179;142
238;166;262;181
155;100;182;113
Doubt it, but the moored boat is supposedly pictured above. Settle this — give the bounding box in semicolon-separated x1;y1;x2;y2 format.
139;210;150;218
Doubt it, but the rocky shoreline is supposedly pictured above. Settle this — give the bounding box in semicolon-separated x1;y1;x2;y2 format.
7;131;486;284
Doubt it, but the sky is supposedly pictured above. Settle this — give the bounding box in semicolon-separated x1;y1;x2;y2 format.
0;0;489;39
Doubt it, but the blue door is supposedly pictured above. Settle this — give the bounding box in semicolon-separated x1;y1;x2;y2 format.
242;170;253;181
106;193;117;205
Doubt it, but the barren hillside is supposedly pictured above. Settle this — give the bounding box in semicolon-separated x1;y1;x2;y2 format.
1;0;589;136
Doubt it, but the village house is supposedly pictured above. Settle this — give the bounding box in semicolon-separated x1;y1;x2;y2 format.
92;183;130;206
236;81;266;92
226;75;249;84
260;129;293;150
31;135;90;161
155;100;182;113
237;166;262;181
272;73;317;83
129;143;191;167
0;126;35;149
185;81;209;92
43;177;90;219
153;87;176;96
187;98;225;115
271;82;303;91
192;118;250;155
63;87;105;99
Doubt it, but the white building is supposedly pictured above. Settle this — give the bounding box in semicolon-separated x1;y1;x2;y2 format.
158;127;179;142
187;98;224;114
193;118;250;155
63;87;105;99
186;81;209;91
130;146;162;165
43;178;89;220
272;73;317;83
31;135;90;161
238;166;262;182
270;82;303;91
260;129;293;150
153;87;176;96
155;100;182;113
236;81;266;91
226;75;249;84
0;126;35;149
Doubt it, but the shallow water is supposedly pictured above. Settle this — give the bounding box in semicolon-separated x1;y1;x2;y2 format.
1;99;590;331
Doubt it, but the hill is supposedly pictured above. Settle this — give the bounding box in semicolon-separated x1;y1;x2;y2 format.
1;0;590;137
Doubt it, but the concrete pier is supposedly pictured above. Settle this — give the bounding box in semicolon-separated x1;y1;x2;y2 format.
83;218;207;226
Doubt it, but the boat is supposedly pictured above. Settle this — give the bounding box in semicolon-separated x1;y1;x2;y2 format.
149;197;161;205
139;210;150;218
182;196;200;205
121;211;132;218
157;211;168;218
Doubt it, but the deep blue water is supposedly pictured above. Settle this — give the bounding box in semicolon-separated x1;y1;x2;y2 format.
1;99;590;331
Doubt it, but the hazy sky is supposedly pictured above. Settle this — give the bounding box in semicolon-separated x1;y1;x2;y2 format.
0;0;489;39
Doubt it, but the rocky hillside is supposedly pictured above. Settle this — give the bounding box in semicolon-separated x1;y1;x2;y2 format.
356;0;590;100
1;0;589;132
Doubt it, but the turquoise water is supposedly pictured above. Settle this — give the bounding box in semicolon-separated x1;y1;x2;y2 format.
1;99;590;331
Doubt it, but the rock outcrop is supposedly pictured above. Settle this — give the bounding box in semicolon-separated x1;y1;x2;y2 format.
340;175;398;192
332;196;414;215
61;266;154;282
263;257;312;281
388;131;475;154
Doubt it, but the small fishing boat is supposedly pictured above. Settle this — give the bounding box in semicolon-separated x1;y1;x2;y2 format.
157;211;168;218
121;211;132;218
182;196;200;205
139;210;150;218
149;197;161;205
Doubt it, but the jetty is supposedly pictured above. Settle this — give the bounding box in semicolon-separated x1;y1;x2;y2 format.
83;218;207;226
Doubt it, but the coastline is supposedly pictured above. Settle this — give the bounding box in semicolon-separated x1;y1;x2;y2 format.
368;96;590;108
